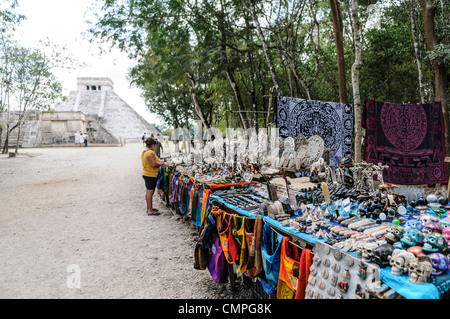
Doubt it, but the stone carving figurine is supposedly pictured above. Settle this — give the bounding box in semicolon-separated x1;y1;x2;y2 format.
373;162;389;186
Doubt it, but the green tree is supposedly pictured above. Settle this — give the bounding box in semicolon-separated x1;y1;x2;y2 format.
1;43;63;154
0;0;25;151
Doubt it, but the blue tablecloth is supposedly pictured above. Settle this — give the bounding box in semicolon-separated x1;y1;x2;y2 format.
379;267;440;299
262;216;328;245
210;195;328;245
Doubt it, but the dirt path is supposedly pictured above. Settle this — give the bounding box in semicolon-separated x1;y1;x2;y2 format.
0;143;250;299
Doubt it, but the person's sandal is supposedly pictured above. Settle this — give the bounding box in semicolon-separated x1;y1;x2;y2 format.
147;211;161;216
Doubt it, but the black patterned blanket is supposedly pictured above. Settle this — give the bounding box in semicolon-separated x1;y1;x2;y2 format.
275;96;354;167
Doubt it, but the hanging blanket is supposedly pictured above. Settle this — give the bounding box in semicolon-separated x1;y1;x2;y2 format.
275;96;354;167
362;98;448;185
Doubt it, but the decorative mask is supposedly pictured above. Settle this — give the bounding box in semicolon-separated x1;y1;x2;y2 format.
389;249;416;276
420;214;440;225
428;253;450;276
407;245;425;257
385;225;405;243
422;222;442;235
404;220;424;232
408;255;433;284
401;229;424;247
439;217;450;229
442;228;450;244
372;244;395;268
422;233;448;253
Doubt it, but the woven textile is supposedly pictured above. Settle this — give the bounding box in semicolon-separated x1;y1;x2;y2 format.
275;96;354;167
362;98;448;185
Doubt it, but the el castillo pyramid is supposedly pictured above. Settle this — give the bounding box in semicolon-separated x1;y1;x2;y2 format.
54;77;159;143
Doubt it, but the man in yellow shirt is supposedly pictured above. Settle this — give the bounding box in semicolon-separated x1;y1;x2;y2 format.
142;137;164;215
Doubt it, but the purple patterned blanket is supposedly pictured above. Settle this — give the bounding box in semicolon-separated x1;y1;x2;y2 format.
362;98;448;185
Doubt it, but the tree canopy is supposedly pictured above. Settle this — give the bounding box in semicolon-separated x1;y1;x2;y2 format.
87;0;448;135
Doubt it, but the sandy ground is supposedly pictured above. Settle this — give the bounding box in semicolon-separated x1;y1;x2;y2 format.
0;143;251;299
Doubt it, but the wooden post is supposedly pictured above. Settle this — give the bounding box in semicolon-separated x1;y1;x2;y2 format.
324;149;336;166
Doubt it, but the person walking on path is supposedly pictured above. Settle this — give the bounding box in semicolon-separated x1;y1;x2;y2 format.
83;133;88;147
154;139;164;157
142;132;147;146
79;133;84;147
74;131;80;147
141;137;164;215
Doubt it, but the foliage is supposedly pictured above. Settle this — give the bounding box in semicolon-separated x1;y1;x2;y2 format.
87;0;448;130
0;2;72;153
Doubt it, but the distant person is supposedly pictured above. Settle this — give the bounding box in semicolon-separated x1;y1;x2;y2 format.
155;139;164;157
156;133;161;142
79;133;85;147
74;131;80;147
83;133;88;147
142;137;163;216
75;131;83;147
142;132;147;146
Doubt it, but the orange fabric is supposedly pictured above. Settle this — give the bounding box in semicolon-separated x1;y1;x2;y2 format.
211;206;222;232
200;187;212;225
206;181;254;190
276;238;313;299
296;247;312;299
218;213;239;264
277;237;301;299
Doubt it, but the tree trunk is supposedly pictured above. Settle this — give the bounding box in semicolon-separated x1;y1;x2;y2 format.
351;0;362;164
271;0;319;100
187;73;210;129
329;0;348;104
14;120;21;154
218;2;250;130
244;0;283;96
2;123;9;154
266;86;274;129
410;0;426;103
420;0;449;163
226;72;249;130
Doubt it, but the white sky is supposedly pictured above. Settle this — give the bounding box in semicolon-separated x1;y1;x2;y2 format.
13;0;162;127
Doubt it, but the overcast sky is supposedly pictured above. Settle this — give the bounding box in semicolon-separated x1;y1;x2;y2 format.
13;0;162;126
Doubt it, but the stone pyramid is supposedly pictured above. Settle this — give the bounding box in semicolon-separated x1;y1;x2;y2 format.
55;77;160;142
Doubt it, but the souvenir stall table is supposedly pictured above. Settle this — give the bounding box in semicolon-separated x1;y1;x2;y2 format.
156;163;256;221
205;178;450;299
160;96;450;299
159;159;450;299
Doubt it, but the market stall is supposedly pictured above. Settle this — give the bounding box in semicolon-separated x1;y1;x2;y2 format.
156;160;450;299
156;97;449;299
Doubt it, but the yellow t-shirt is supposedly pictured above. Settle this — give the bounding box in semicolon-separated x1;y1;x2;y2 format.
142;149;160;177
